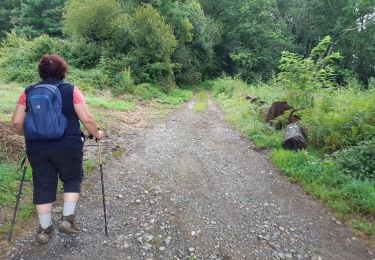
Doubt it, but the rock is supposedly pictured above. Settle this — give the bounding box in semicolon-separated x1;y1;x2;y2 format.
144;235;154;243
159;246;166;252
188;247;195;253
135;199;142;204
278;252;285;259
285;253;293;259
142;243;152;250
191;231;196;236
117;194;124;199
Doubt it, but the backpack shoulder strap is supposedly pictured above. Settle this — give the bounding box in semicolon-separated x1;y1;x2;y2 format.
25;81;64;94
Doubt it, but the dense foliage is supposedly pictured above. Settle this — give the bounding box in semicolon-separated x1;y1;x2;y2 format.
0;0;374;88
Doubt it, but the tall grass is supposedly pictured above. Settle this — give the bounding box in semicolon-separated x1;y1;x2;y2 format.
0;81;24;122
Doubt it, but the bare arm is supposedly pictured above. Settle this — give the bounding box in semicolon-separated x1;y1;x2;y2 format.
12;104;26;135
74;103;102;140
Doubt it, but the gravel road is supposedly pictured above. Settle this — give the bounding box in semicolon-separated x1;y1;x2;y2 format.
6;95;374;259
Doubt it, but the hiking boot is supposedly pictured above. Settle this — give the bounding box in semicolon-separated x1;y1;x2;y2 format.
58;215;79;235
37;225;54;244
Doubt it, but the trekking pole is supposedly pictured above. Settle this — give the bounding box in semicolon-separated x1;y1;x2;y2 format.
98;140;109;237
8;155;28;242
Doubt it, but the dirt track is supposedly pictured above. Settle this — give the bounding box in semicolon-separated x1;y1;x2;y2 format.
6;96;374;259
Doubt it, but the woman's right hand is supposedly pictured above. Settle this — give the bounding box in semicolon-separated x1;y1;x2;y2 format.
96;130;104;140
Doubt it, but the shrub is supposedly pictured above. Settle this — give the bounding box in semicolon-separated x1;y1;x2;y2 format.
68;40;102;69
0;33;72;83
278;36;341;108
132;83;163;100
301;88;375;153
113;67;135;95
63;0;120;43
334;140;375;181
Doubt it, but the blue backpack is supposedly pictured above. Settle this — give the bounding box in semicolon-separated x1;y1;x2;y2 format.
24;83;68;140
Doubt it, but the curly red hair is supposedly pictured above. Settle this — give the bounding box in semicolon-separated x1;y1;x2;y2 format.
38;54;68;80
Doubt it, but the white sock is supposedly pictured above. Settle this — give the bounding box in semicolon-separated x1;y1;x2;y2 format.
38;213;52;229
63;201;77;216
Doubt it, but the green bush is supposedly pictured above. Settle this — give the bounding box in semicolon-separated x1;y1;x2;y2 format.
301;88;375;153
334;140;375;181
132;83;163;100
113;67;135;95
66;67;110;91
68;40;102;69
63;0;120;43
156;87;193;105
0;33;73;83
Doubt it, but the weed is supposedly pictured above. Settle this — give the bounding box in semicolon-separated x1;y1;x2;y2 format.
85;96;135;111
193;91;208;111
83;159;96;179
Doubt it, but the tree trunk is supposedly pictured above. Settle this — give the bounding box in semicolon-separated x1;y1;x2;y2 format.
266;101;294;122
283;123;307;150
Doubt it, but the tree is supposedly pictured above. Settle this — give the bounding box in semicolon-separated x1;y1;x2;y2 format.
127;4;177;87
202;0;294;81
336;0;375;85
63;0;120;43
0;0;19;39
277;0;375;85
155;0;220;84
278;36;342;106
13;0;66;38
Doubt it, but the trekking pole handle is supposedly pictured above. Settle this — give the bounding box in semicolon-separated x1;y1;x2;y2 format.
98;140;103;166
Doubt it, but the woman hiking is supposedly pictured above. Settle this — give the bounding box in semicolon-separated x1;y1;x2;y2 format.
12;54;103;244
